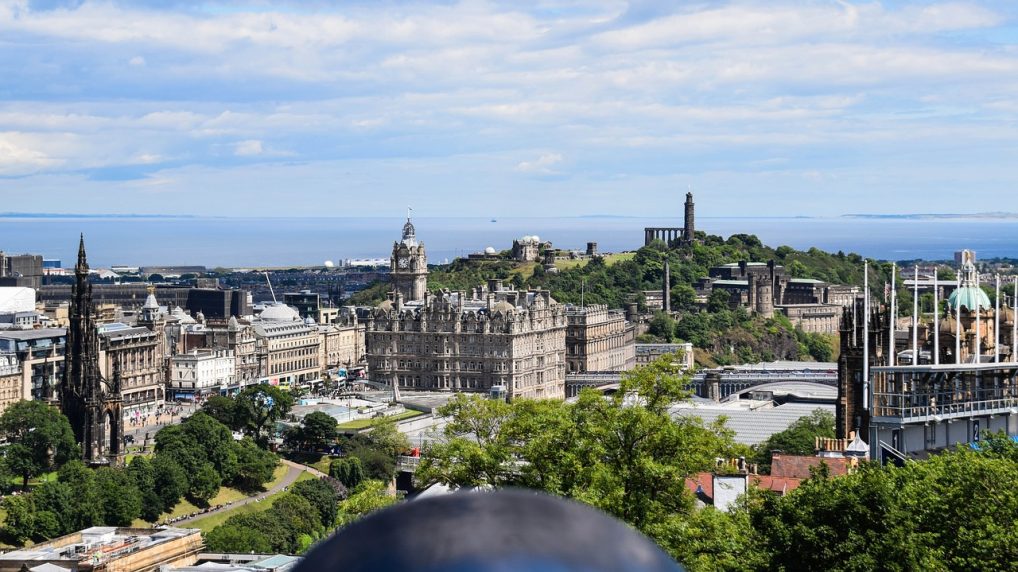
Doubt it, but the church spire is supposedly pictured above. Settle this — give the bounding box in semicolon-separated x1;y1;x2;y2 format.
76;233;89;275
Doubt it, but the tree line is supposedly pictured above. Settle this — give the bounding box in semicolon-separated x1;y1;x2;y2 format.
0;402;278;545
415;354;1018;571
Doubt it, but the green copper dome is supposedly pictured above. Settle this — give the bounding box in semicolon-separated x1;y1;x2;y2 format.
948;252;990;311
948;286;991;311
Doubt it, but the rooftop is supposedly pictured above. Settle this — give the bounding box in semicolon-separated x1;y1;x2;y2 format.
0;328;66;341
670;400;836;445
1;526;200;568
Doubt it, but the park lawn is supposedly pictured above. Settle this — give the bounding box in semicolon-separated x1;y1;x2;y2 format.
310;456;336;474
554;252;635;271
129;463;290;528
508;262;539;281
187;471;316;532
337;409;424;430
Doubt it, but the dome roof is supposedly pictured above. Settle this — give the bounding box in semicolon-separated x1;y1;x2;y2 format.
228;316;240;330
171;306;196;324
259;303;300;322
948;287;991;312
949;254;991;312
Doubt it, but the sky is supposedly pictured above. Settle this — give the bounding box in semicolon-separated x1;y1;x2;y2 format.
2;0;1018;218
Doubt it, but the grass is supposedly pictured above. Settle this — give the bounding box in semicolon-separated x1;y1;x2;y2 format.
337;409;424;430
129;463;291;528
554;252;635;271
509;262;539;281
310;456;336;474
186;471;315;532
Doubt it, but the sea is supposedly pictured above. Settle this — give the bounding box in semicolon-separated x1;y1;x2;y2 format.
2;215;1018;268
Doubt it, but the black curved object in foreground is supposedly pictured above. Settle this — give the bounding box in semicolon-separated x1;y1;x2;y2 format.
296;489;685;572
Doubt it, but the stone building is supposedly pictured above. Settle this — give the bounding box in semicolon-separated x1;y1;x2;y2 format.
98;322;165;416
318;312;365;372
253;303;322;389
0;351;22;414
512;235;542;262
391;216;428;302
365;281;567;400
698;260;860;334
564;304;636;373
635;342;695;370
0;328;66;402
0;251;43;289
937;253;1015;363
169;349;236;399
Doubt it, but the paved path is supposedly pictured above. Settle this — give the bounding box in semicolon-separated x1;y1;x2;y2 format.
172;459;310;526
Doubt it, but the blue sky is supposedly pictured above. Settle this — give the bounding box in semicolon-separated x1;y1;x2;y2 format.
2;0;1018;217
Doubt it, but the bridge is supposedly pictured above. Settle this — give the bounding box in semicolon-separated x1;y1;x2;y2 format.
566;362;837;401
690;363;837;401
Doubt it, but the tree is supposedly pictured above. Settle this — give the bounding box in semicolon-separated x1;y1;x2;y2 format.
128;456;165;522
0;400;79;489
204;523;273;553
418;354;740;541
340;418;411;481
57;460;102;531
154;412;239;496
291;478;340;529
202;395;240;430
707;289;732;313
337;480;397;526
2;494;36;543
33;480;75;536
94;467;142;526
298;411;339;451
151;454;188;513
188;463;222;507
330;457;365;489
220;511;292;553
231;438;279;492
271;493;323;552
234;385;295;444
648;311;677;341
753;409;835;474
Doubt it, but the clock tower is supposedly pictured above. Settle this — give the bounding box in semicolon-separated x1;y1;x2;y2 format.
391;215;427;301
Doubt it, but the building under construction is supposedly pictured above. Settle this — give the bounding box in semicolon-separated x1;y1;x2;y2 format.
838;253;1018;462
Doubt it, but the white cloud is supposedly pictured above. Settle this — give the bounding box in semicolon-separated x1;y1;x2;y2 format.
233;139;264;156
517;153;564;174
0;132;62;175
1;2;1018;215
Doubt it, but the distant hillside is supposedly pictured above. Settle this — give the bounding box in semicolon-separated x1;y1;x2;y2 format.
349;231;903;366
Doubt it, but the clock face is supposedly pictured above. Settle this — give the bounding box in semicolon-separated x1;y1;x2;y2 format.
398;257;410;269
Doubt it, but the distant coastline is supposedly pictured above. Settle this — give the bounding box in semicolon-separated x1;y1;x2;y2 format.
0;212;196;219
843;212;1018;220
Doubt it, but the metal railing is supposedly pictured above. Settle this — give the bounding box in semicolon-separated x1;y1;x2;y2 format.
396;455;421;473
872;391;1018;422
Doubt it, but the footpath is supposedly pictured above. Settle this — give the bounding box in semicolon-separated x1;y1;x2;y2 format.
172;459;323;526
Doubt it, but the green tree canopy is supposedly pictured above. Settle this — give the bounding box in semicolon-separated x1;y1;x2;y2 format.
417;353;741;536
290;478;340;529
0;400;79;489
234;385;295;444
753;409;835;474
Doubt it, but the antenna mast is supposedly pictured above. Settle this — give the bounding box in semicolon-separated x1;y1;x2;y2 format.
264;272;277;303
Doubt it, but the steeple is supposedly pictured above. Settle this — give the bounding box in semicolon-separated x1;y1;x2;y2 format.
62;236;124;467
76;233;89;275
